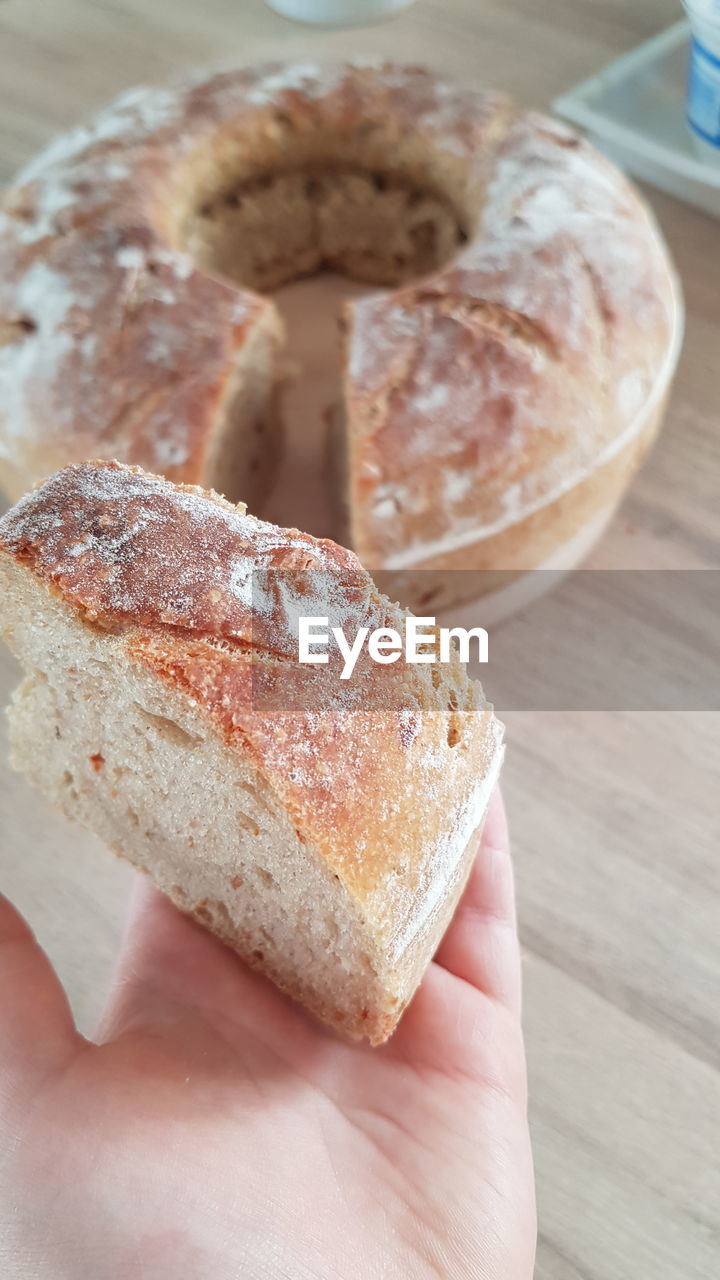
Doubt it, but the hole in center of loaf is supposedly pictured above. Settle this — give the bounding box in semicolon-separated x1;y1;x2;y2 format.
179;165;468;293
171;125;472;531
262;272;371;539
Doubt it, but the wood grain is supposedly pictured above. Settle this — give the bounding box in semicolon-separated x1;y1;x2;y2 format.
0;2;718;1277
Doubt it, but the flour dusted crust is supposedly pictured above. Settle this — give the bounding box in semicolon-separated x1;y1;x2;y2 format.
0;62;681;598
0;461;503;1041
345;112;682;571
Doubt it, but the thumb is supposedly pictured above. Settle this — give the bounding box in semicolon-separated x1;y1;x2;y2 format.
0;894;82;1099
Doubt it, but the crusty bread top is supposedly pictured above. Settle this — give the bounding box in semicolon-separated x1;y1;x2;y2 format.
0;457;371;661
0;461;503;955
345;111;682;565
0;61;681;557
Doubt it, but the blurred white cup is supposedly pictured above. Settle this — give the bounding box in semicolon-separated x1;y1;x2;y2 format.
266;0;415;25
683;0;720;160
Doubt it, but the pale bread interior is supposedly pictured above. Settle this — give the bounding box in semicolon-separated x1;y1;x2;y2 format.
1;560;401;1042
203;307;284;509
182;167;464;292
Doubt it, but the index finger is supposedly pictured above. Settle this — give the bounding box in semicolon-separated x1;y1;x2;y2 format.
433;788;522;1016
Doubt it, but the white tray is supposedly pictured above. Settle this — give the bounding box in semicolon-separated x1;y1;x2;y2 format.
553;20;720;218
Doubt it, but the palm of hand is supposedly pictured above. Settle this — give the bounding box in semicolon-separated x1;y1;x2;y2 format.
0;793;535;1280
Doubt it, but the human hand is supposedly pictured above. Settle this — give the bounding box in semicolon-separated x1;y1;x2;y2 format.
0;789;536;1279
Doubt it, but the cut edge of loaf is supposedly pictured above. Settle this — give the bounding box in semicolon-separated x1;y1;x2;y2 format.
203;302;285;511
1;562;411;1043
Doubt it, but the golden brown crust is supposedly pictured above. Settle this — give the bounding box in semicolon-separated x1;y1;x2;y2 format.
0;459;369;656
374;385;670;613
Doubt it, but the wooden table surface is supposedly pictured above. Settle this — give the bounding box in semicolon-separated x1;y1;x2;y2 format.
0;2;718;1277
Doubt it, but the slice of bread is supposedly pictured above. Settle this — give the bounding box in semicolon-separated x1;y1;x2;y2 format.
0;461;503;1043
